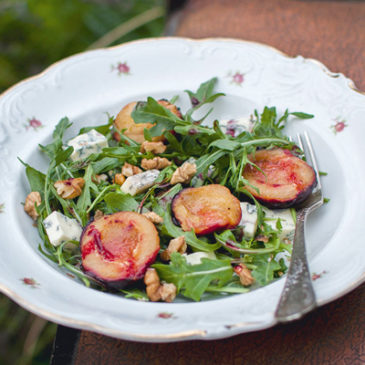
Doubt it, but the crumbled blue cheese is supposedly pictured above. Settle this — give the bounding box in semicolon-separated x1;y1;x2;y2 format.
67;129;108;161
239;202;259;238
183;252;216;265
120;169;160;196
43;211;82;247
263;208;296;242
238;203;296;242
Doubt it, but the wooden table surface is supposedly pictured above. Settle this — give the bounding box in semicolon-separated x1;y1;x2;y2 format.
52;1;365;364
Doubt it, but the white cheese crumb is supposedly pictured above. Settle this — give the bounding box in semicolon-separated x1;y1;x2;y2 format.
67;129;108;161
43;211;82;247
263;208;296;241
239;202;258;238
221;116;256;136
120;169;160;196
183;252;216;265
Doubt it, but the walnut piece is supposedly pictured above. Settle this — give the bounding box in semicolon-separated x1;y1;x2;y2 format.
140;141;166;154
121;162;142;177
54;178;85;199
160;236;187;261
159;283;177;303
141;157;171;170
234;264;255;286
144;268;177;302
143;211;163;224
170;162;196;185
24;192;41;220
114;173;126;185
92;174;108;184
94;210;104;220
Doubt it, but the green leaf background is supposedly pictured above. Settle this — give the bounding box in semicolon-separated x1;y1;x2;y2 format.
1;1;165;364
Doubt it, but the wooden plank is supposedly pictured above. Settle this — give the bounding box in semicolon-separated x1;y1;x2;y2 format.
174;0;365;91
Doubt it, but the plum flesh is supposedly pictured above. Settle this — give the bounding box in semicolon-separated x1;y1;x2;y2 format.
242;148;316;208
172;184;242;235
80;211;160;288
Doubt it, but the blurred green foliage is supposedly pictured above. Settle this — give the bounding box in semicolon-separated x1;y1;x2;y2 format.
0;0;165;363
0;0;166;92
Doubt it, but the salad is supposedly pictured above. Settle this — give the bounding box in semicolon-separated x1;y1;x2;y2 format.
21;77;316;302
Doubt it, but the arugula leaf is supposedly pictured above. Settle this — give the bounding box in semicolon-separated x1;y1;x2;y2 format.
206;282;250;294
92;157;120;174
290;112;314;119
76;165;96;224
79;114;114;135
132;97;184;137
54;146;73;166
120;289;148;301
174;124;216;136
104;192;139;212
19;159;46;197
184;77;225;108
153;253;233;301
39;117;72;160
208;139;240;151
195;150;226;174
250;254;282;286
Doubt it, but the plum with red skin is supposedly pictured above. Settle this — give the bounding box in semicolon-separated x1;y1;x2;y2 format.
242;148;316;208
172;184;242;235
80;211;160;288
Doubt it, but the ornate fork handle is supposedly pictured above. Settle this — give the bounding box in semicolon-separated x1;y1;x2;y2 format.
275;208;316;322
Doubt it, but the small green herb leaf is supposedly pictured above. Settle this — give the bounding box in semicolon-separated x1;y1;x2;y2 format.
104;192;139;212
290;112;314;119
208;139;240;151
153;253;233;301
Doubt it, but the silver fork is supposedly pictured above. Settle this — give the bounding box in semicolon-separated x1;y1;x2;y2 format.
274;132;323;322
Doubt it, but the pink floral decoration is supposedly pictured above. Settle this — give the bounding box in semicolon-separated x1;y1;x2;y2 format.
21;277;39;288
157;312;174;319
24;117;43;131
312;270;327;281
330;119;347;134
112;61;130;76
228;71;244;86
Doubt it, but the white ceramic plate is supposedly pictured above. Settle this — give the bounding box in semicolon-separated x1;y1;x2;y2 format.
0;38;364;342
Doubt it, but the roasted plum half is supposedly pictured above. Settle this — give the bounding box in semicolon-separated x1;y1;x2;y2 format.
81;211;160;288
242;148;316;208
114;100;182;143
172;184;242;235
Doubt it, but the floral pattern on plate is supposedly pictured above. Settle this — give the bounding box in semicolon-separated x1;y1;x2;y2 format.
24;117;43;131
111;61;130;76
330;118;347;134
227;71;244;85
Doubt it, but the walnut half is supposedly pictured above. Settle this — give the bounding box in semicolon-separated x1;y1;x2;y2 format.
54;178;85;199
141;157;171;170
234;264;254;286
144;268;177;302
160;236;187;261
142;211;163;224
24;192;41;220
140;141;166;154
121;162;142;177
170;162;196;185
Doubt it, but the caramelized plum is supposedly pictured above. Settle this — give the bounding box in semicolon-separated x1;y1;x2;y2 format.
172;185;242;235
81;211;160;287
242;148;316;208
114;100;182;143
